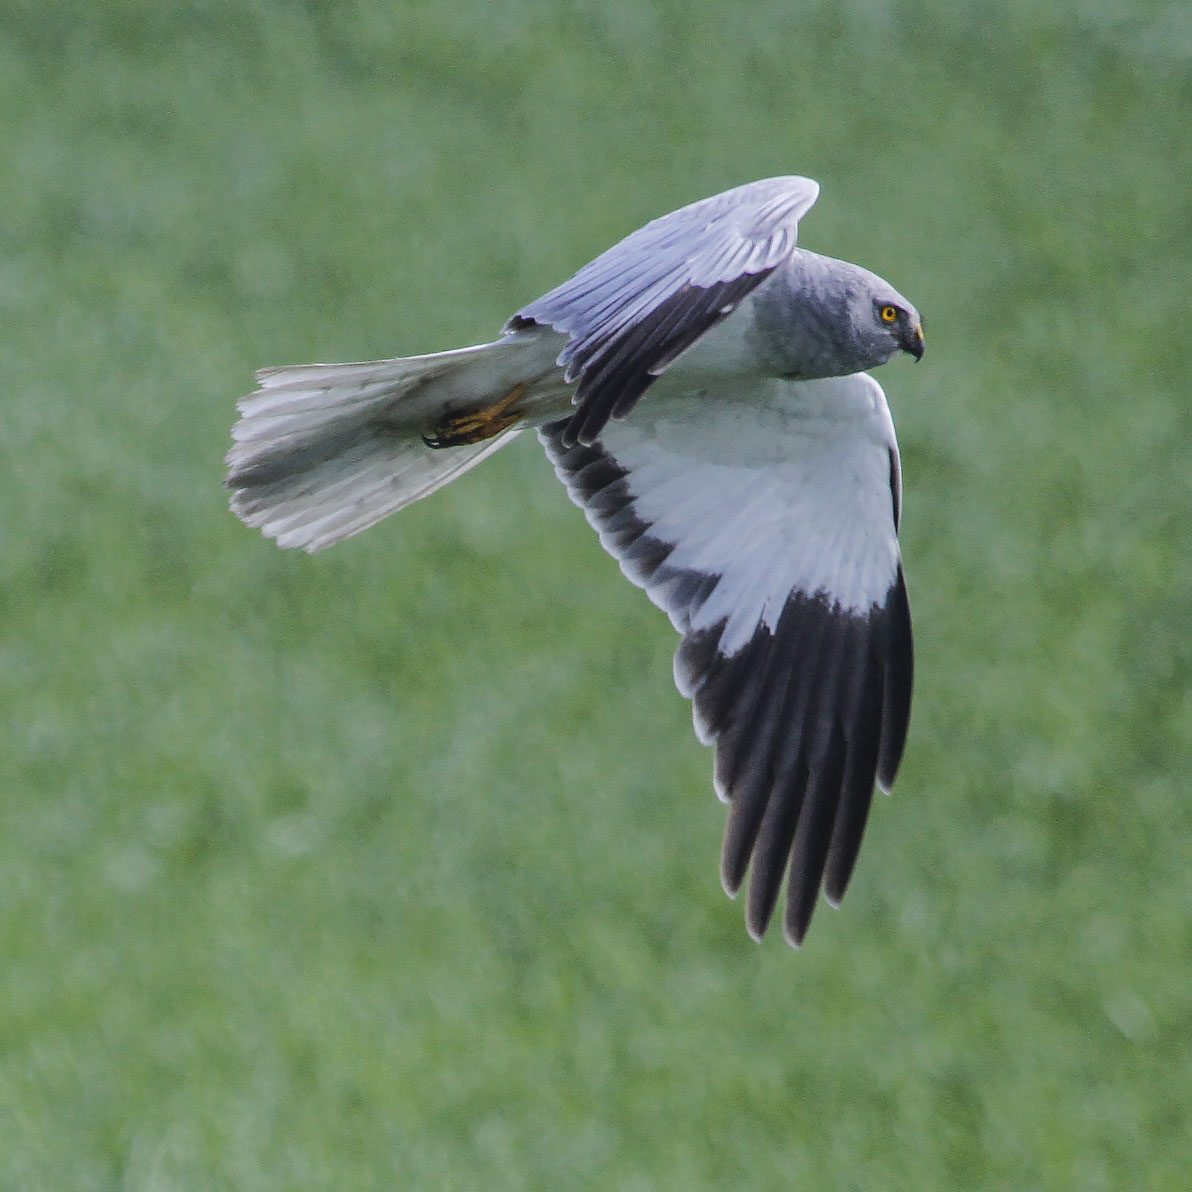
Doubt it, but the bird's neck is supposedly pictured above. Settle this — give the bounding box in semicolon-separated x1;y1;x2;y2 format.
748;250;865;380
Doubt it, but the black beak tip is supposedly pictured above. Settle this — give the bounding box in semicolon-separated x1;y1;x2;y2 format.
906;326;926;362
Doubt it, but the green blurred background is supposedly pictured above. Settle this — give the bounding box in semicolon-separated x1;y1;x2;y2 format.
2;1;1190;1188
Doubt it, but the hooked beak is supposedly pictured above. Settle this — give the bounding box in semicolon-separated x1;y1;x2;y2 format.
903;320;926;362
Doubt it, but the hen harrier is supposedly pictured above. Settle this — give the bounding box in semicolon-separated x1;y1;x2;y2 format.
226;176;924;947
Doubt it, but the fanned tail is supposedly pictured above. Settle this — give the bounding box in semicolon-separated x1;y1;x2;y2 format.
226;337;545;552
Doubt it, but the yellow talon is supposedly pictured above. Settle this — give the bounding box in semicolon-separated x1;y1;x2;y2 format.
423;383;527;449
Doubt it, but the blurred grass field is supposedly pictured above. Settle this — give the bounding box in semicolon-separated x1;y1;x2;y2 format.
2;1;1191;1188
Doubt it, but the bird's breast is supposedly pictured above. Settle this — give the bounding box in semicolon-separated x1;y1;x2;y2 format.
659;295;774;387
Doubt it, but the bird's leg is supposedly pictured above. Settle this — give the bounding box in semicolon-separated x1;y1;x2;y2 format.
423;383;527;449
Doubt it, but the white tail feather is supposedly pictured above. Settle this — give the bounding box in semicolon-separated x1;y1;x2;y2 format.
226;336;555;552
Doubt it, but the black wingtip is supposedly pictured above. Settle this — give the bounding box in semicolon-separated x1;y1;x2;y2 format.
876;569;914;791
745;911;767;945
720;855;743;899
822;807;870;907
745;789;803;943
781;732;845;949
782;916;809;950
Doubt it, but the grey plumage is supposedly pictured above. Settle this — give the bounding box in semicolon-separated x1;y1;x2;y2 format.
226;175;924;947
509;176;820;446
746;250;921;380
226;333;565;551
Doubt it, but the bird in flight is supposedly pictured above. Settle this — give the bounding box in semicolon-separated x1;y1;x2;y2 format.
226;176;924;947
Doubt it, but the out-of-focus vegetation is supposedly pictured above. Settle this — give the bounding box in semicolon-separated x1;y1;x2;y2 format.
2;2;1190;1188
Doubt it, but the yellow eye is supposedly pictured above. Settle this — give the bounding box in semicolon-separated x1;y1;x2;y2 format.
880;305;899;324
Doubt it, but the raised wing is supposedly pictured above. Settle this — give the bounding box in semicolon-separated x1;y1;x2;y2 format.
540;373;912;946
511;176;819;449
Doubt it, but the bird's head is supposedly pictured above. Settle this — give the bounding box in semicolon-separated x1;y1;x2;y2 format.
757;251;925;380
845;272;925;367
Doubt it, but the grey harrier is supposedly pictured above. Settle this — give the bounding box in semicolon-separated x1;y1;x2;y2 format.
226;176;924;947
